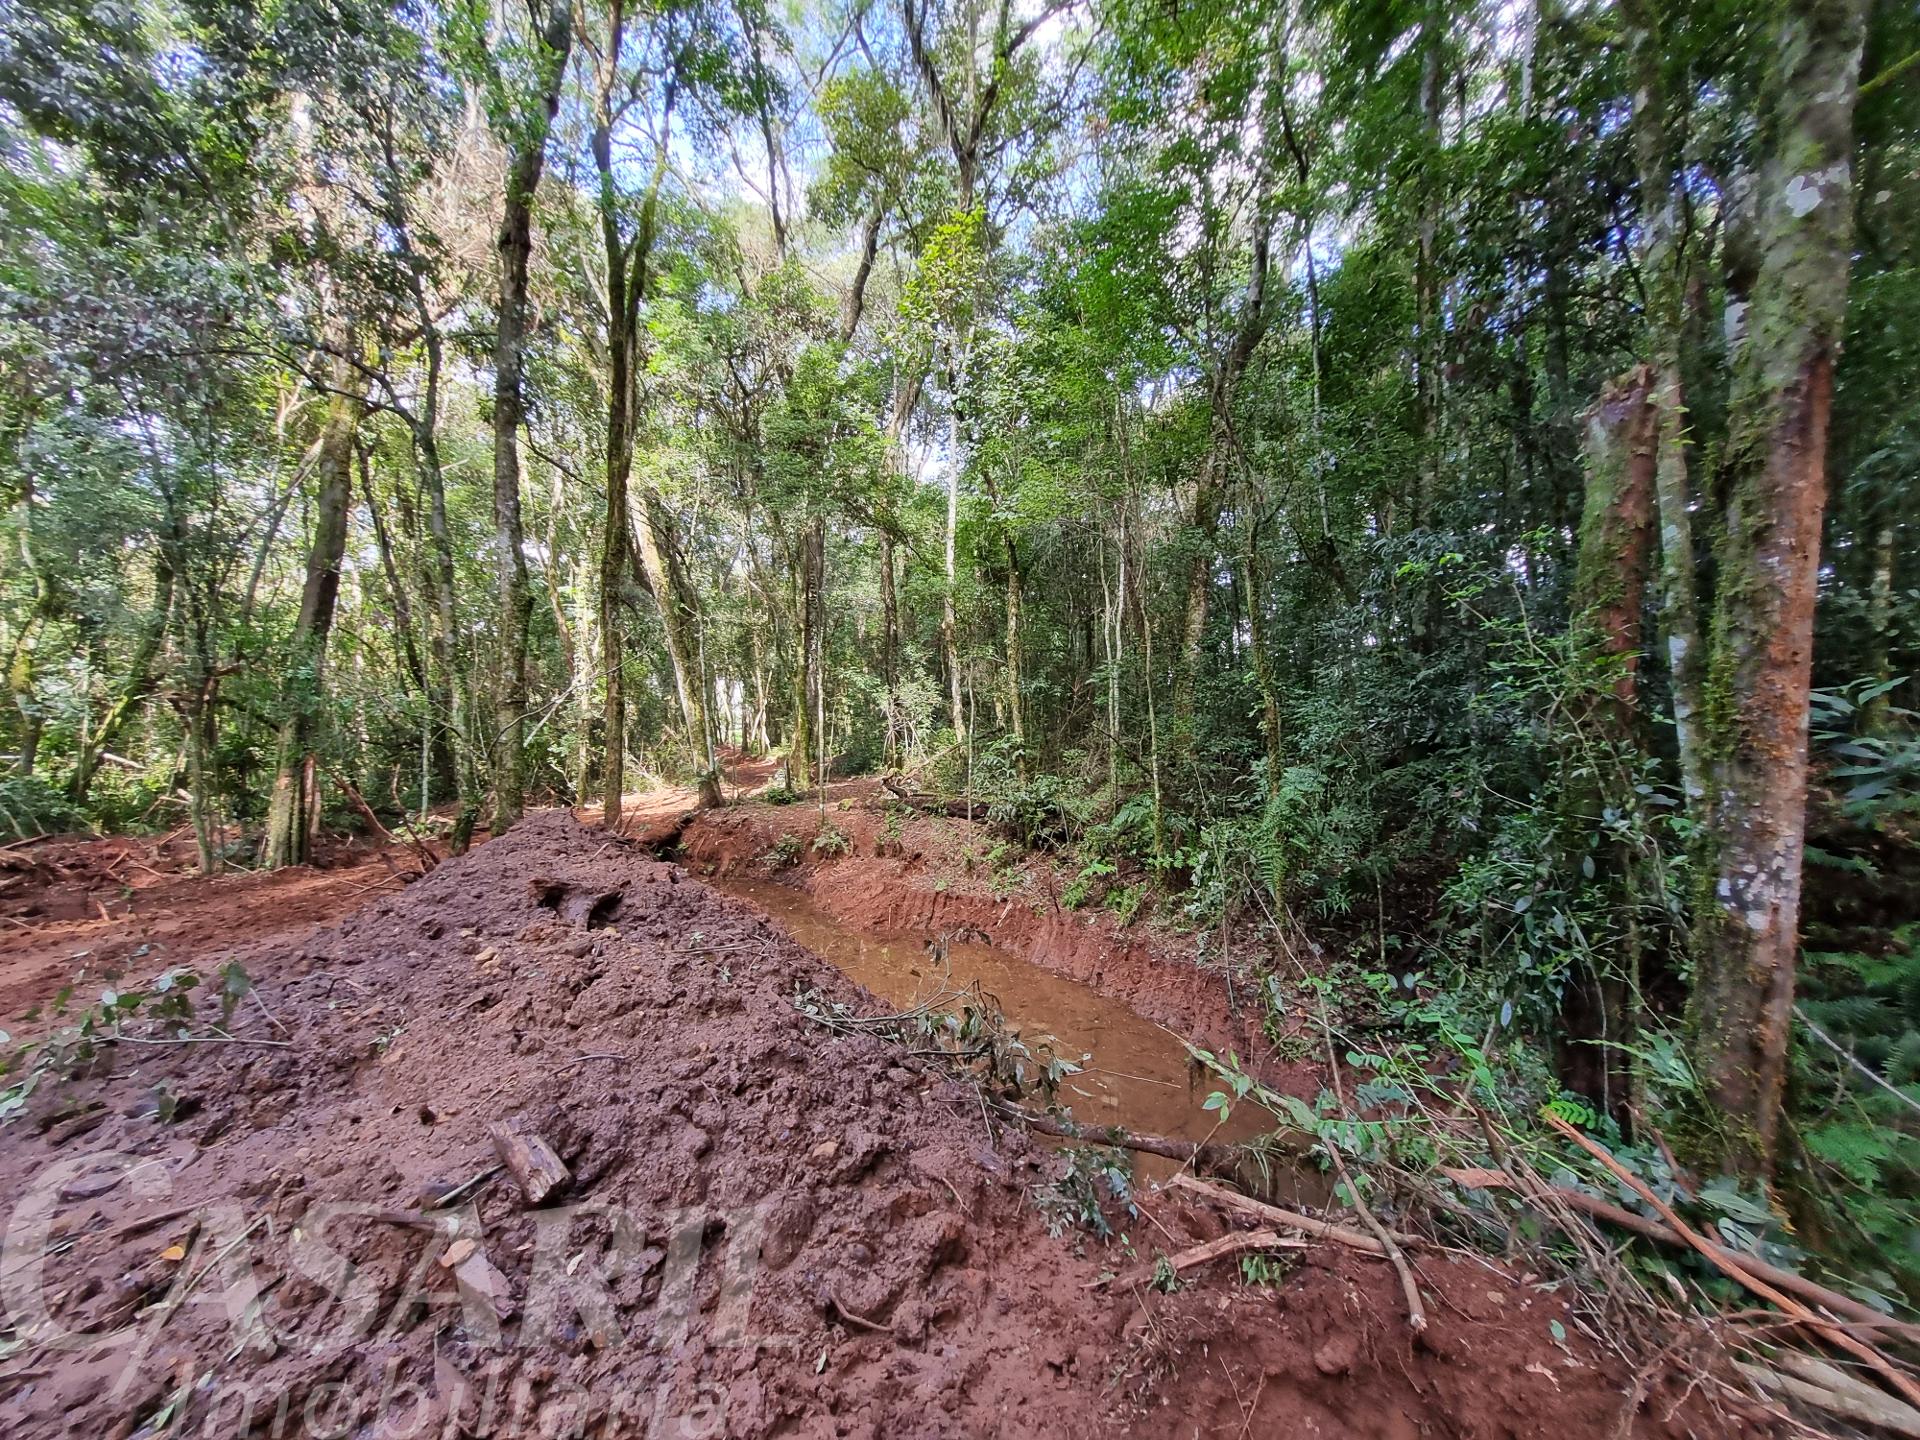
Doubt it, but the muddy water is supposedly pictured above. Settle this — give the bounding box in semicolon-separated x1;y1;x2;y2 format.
714;875;1278;1172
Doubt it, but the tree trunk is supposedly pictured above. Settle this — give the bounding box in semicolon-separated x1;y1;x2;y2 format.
790;517;824;792
633;488;723;808
1412;0;1444;534
1172;43;1281;738
1561;368;1659;1116
1003;532;1026;770
1687;0;1867;1178
1239;512;1282;778
6;482;53;780
488;0;571;834
1864;520;1897;735
263;357;363;868
1624;0;1710;809
415;418;479;849
880;529;901;769
942;397;966;748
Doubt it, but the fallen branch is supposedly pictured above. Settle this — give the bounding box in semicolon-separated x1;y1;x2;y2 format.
1168;1172;1418;1257
105;1033;292;1049
327;769;436;874
878;775;978;819
1167;1227;1309;1269
1795;1005;1920;1121
988;1102;1246;1174
1327;1140;1426;1333
420;1164;503;1212
1735;1358;1920;1439
1542;1111;1920;1410
1440;1164;1920;1345
1095;1228;1310;1293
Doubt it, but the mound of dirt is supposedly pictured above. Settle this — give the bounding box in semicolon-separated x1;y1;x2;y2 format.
0;812;1751;1439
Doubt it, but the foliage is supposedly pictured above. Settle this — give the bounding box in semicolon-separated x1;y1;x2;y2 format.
1036;1144;1134;1242
0;774;84;839
0;0;1914;1301
762;832;804;870
0;959;251;1123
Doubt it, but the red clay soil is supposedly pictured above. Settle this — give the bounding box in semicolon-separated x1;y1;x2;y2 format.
0;829;415;1035
677;797;1315;1093
0;812;1758;1439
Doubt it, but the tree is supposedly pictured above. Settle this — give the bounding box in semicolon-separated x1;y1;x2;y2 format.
474;0;572;832
1685;0;1870;1176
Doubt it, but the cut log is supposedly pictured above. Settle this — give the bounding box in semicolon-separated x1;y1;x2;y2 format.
489;1123;570;1207
878;775;978;819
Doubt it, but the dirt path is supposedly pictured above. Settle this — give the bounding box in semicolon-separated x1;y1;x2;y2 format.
0;809;1753;1439
0;830;416;1035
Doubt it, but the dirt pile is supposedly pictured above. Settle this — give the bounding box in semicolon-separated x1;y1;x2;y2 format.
0;812;1749;1439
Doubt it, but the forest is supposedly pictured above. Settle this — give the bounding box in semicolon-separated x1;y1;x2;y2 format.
1;0;1919;1431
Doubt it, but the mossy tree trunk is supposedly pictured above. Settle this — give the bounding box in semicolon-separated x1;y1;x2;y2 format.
590;11;672;831
788;515;823;793
1561;367;1658;1116
1623;0;1711;811
634;488;723;809
1686;0;1868;1178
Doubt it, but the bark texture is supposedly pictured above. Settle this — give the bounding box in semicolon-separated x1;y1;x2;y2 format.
1623;0;1710;808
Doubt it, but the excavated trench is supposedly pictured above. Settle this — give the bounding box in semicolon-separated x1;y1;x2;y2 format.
712;873;1326;1200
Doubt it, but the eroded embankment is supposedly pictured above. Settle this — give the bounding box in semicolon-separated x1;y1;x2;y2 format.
0;812;1733;1440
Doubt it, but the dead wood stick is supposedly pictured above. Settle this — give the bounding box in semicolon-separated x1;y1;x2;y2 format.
827;1290;896;1335
1164;1228;1309;1270
327;770;435;873
1543;1111;1920;1410
488;1123;571;1208
421;1164;503;1212
110;1204;200;1242
1094;1228;1310;1292
1775;1348;1920;1436
1441;1165;1920;1345
988;1102;1246;1173
1735;1359;1920;1439
1326;1141;1427;1334
1168;1173;1417;1256
105;1033;292;1049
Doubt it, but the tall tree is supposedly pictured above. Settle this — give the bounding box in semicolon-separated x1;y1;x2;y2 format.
262;357;364;867
1686;0;1870;1176
482;0;572;831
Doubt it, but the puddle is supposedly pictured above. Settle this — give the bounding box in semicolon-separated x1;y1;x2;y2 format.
714;874;1317;1195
